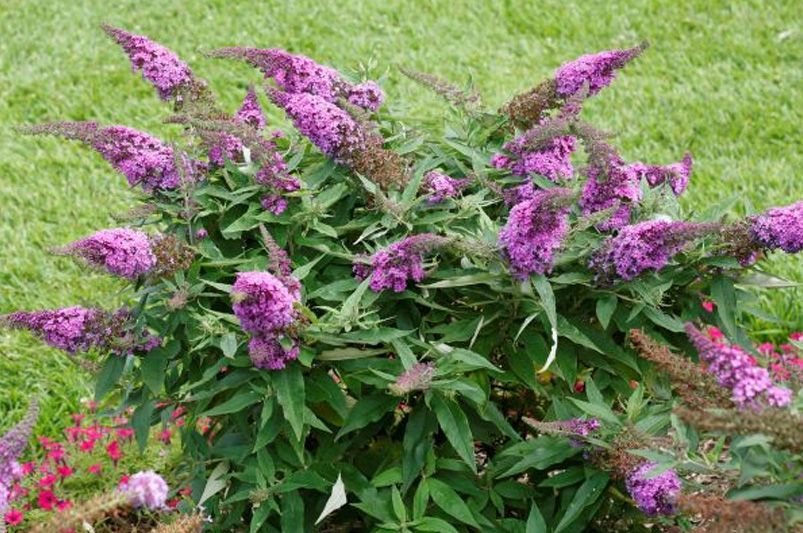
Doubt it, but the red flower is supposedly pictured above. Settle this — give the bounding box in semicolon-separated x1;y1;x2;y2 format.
757;342;775;355
573;380;585;393
119;474;130;487
171;406;186;419
47;448;65;462
38;490;57;511
116;427;135;440
178;487;192;496
790;332;803;341
56;500;72;512
167;497;181;509
159;428;172;444
38;474;58;488
106;440;123;464
88;463;102;475
71;413;85;426
707;326;724;341
4;508;24;526
57;466;74;479
22;462;35;475
701;300;715;313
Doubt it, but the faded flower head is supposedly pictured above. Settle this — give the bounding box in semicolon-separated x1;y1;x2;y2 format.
232;272;297;334
120;470;169;510
389;362;436;395
57;228;155;279
355;234;449;293
554;43;647;98
103;25;193;100
749;201;803;254
685;323;792;408
499;187;574;278
268;89;365;162
424;171;470;204
249;335;300;371
625;462;681;516
590;220;710;281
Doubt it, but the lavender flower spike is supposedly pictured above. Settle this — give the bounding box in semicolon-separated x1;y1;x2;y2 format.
1;307;106;354
232;272;298;335
491;132;576;183
235;86;267;130
626;462;681;516
56;228;156;279
120;470;169;510
249;335;300;371
268;89;365;163
103;25;193;100
424;171;470;204
554;42;647;98
499;187;574;279
0;399;38;488
354;234;450;293
579;150;643;231
632;153;693;197
749;200;803;253
590;220;713;281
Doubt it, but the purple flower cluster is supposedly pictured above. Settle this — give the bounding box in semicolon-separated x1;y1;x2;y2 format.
103;25;193;100
268;89;365;163
2;307;106;354
232;271;301;370
590;220;707;281
554;44;645;98
686;324;792;408
631;153;693;197
120;470;169;510
389;362;437;395
423;171;470;204
235;86;267;130
0;400;38;509
59;228;156;279
579;154;642;231
499;188;573;279
491;133;576;182
625;462;681;516
92;125;192;191
347;81;385;112
749;201;803;254
354;234;448;293
213;47;384;112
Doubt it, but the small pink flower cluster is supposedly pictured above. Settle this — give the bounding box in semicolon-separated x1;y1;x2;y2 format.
423;171;470;204
2;401;187;529
354;234;449;293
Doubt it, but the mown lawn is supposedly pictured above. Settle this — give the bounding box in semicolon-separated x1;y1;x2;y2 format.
1;0;801;428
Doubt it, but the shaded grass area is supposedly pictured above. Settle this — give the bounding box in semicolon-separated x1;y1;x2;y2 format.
1;0;801;428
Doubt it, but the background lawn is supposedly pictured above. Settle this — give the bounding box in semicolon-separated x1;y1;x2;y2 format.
1;0;801;429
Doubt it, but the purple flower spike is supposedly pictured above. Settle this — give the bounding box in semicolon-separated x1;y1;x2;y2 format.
2;307;106;354
626;462;681;516
120;470;169;510
492;132;576;182
579;153;642;231
424;171;470;204
59;228;155;279
749;201;803;254
347;81;385;112
248;335;299;370
355;234;449;293
499;187;574;279
268;89;365;162
103;25;193;100
236;86;267;130
0;400;38;489
685;324;792;408
232;272;297;334
591;221;711;281
554;43;647;98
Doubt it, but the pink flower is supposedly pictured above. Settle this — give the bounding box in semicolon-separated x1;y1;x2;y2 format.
38;490;57;510
757;342;776;355
71;414;85;426
159;428;172;445
38;474;58;488
22;462;35;475
47;448;65;462
88;464;102;475
79;440;95;453
107;440;123;464
790;332;803;341
701;300;715;313
57;466;73;479
56;499;72;512
116;428;135;440
707;326;724;341
4;508;24;526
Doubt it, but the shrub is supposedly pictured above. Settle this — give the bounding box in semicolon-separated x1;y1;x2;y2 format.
4;25;802;531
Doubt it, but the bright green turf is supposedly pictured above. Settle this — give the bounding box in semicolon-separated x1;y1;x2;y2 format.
1;0;801;428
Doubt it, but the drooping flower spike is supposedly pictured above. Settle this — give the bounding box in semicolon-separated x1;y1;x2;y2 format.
631;152;693;197
210;47;384;112
579;147;643;231
423;171;470;204
354;233;450;293
0;399;38;489
56;228;156;279
499;187;574;279
102;25;194;101
590;220;715;281
491;130;576;182
23;122;196;192
748;200;803;254
554;42;648;99
625;462;681;516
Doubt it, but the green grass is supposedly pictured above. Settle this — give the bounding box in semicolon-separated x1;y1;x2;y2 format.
1;0;801;429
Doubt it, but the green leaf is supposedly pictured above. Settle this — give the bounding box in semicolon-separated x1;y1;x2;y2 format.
317;347;387;360
390;338;418;370
595;295;617;330
403;408;434;492
201;390;260;417
280;490;305;531
727;482;803;501
199;461;229;506
140;352;167;395
568;399;621;426
219;332;238;359
414;516;460;533
273;365;306;441
533;275;558;372
132;398;154;453
336;393;399;439
95;355;126;401
413;480;430;520
430;394;476;473
426;478;480;528
526;502;548;533
291;255;323;280
391;486;407;522
554;471;609;533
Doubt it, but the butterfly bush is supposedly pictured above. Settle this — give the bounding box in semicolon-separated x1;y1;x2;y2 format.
5;26;803;531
